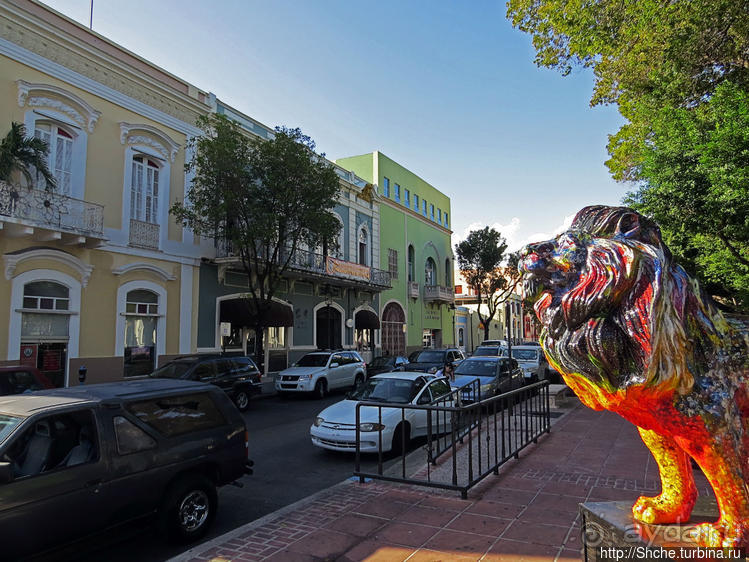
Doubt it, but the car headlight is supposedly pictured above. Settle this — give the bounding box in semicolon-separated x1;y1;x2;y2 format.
299;373;314;380
313;417;324;427
358;422;385;432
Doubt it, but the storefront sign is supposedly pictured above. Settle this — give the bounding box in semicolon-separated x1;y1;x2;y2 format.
20;344;37;367
325;257;370;281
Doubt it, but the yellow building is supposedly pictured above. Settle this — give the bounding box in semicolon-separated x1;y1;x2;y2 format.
0;0;213;384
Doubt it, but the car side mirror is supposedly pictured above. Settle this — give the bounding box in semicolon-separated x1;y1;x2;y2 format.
329;363;339;369
0;462;13;484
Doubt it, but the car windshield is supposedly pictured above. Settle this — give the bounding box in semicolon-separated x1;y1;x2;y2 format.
473;347;499;356
0;414;23;444
297;354;330;367
349;378;417;404
456;360;497;377
369;357;394;368
511;349;538;361
149;360;194;379
412;350;444;363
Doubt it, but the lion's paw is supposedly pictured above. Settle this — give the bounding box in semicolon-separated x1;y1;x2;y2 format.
688;521;749;549
632;495;693;525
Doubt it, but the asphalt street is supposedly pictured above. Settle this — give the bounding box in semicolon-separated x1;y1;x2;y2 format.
66;389;399;562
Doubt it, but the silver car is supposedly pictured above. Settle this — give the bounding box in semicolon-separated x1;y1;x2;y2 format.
276;351;366;398
510;346;549;382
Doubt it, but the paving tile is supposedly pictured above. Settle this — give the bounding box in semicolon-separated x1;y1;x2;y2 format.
516;504;579;526
352;497;412;519
325;512;387;537
492;476;546;492
409;548;481;561
263;549;317;562
446;512;512;536
373;521;440;547
481;486;538;505
541;480;592;498
418;495;471;511
284;529;360;558
484;538;561;561
339;540;414;562
558;547;583;561
379;489;428;504
502;520;571;547
467;498;526;519
395;504;461;527
424;529;497;554
526;492;583;515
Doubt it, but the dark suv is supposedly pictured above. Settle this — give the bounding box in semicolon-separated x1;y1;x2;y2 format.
0;379;252;560
149;355;262;411
405;348;465;374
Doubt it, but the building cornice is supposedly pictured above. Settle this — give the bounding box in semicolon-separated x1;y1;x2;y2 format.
111;262;177;282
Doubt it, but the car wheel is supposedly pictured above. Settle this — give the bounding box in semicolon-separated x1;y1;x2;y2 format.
353;373;364;389
391;422;410;454
234;390;250;412
160;474;217;543
313;379;327;399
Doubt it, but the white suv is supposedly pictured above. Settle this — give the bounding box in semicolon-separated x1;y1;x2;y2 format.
276;351;366;398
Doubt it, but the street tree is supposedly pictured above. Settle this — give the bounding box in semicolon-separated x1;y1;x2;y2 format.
171;114;341;365
456;227;521;340
0;122;56;188
506;0;749;310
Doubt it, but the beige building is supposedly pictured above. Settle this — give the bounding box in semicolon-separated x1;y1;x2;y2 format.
0;0;213;385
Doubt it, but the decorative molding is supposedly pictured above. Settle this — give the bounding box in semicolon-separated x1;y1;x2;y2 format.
111;262;177;282
3;248;94;287
119;122;180;162
17;81;101;132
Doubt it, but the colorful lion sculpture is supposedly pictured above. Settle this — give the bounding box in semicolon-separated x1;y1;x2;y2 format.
520;205;749;548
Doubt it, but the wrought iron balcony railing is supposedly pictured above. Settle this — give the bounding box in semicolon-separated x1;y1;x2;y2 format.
0;181;104;238
215;240;391;289
129;219;160;250
423;284;454;303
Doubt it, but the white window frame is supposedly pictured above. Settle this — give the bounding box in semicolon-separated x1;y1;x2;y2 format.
115;280;167;362
129;155;161;224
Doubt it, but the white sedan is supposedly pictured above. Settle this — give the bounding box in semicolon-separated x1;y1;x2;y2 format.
310;372;453;453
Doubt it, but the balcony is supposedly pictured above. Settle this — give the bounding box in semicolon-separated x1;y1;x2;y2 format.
0;181;105;246
423;284;454;304
408;281;419;299
129;219;160;250
215;241;391;291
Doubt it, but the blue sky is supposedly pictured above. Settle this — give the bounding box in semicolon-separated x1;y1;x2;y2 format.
43;0;631;251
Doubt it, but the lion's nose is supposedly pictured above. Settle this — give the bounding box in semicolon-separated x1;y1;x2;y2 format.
520;240;554;273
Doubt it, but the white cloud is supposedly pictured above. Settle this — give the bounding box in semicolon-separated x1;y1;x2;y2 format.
455;214;575;254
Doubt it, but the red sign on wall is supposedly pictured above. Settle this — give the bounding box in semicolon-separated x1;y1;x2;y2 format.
20;344;37;367
41;349;61;372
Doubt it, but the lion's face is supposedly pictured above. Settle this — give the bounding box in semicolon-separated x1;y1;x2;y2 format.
520;206;667;392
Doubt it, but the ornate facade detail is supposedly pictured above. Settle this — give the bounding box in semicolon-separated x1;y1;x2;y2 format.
3;248;94;287
17;81;101;132
119;122;180;162
111;262;177;282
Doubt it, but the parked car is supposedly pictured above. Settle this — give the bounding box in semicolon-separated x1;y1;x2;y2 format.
0;379;252;560
451;356;524;404
479;340;508;347
472;345;507;357
0;365;54;396
148;354;262;411
276;351;366;398
404;348;465;374
310;372;453;453
366;355;409;377
510;345;550;383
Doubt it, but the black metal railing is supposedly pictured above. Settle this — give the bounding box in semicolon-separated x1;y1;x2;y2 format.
354;380;551;498
215;239;392;289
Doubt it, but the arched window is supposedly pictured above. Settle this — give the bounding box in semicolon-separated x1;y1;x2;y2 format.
34;123;74;194
445;258;451;287
124;289;159;377
425;258;436;286
408;245;415;282
358;226;369;266
130;156;160;224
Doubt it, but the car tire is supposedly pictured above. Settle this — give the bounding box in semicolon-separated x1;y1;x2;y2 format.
160;474;217;543
391;422;410;454
353;373;364;389
313;379;327;399
234;389;250;412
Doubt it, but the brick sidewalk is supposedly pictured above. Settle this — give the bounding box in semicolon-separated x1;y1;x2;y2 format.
172;403;716;562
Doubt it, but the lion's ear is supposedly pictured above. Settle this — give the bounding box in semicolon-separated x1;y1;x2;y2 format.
615;213;641;239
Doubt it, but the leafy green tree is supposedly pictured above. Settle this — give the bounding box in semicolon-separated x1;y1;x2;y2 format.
0;122;56;189
507;0;749;310
456;227;521;340
171;114;341;365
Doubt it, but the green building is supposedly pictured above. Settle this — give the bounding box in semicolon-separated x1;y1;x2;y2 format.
336;151;454;356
